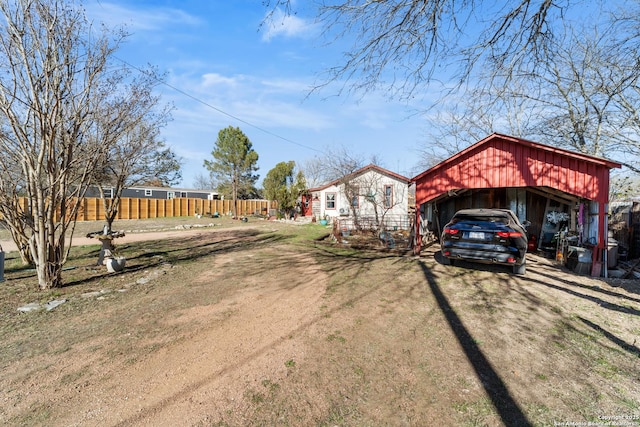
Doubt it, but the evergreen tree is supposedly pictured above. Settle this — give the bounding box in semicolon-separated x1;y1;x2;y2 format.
263;161;306;218
204;126;259;217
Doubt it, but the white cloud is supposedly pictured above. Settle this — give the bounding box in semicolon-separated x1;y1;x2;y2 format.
261;9;317;41
260;77;311;94
230;100;333;131
201;73;241;88
86;2;201;32
161;71;333;138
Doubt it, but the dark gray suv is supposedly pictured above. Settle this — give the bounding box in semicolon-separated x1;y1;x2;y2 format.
440;208;529;275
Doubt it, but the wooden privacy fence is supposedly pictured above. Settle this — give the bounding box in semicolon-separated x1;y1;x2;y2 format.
78;198;276;221
15;197;276;222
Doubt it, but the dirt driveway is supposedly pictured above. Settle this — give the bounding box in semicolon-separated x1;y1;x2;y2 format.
1;221;639;426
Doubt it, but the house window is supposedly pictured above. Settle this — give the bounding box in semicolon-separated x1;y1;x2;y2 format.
145;189;153;197
384;185;393;208
350;186;359;207
326;192;336;209
167;192;175;200
103;187;113;199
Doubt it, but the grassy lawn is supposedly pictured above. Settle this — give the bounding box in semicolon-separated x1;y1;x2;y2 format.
0;217;638;426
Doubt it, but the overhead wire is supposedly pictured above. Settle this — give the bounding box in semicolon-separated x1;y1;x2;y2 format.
115;56;324;154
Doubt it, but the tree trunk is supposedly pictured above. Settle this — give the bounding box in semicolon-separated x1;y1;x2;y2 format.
32;235;65;290
104;198;120;235
5;223;34;265
232;175;239;218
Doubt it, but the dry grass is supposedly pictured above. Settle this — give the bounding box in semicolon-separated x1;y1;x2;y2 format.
0;218;639;426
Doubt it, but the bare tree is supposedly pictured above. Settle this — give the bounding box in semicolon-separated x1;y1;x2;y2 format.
0;158;33;264
322;145;364;180
417;77;536;169
0;0;157;289
264;0;566;99
299;156;330;188
521;27;640;173
264;1;640;176
91;117;181;236
87;67;179;236
340;166;408;232
494;24;640;173
299;145;389;188
419;21;640;177
192;172;216;191
609;173;640;203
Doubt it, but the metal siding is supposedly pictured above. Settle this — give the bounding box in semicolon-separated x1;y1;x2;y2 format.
504;141;518;185
560;156;568;189
535;149;545;186
470;152;479;186
495;142;504;186
586;163;598;201
542;151;554;188
480;147;488;187
490;143;499;186
456;160;464;185
499;140;511;187
550;151;559;187
512;143;524;186
575;163;584;193
548;152;557;188
414;135;617;205
548;151;557;187
567;158;576;190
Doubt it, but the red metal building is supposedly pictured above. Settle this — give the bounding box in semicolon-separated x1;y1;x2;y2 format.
412;133;621;275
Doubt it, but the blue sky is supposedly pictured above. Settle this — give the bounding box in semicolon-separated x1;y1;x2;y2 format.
85;0;433;188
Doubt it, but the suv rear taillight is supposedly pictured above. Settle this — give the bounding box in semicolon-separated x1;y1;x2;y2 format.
443;227;460;235
497;231;522;238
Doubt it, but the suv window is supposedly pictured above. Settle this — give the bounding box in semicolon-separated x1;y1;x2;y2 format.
451;215;509;225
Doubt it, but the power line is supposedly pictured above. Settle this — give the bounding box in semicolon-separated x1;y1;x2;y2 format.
116;56;324;154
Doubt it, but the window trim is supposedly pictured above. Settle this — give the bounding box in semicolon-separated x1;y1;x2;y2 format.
384;185;393;208
145;189;153;197
350;186;359;208
325;192;336;210
102;187;114;199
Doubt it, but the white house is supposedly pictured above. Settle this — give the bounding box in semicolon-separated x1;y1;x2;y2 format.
303;164;412;230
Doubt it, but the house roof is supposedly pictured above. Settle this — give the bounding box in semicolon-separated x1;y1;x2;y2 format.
412;133;621;205
308;164;411;192
125;185;218;193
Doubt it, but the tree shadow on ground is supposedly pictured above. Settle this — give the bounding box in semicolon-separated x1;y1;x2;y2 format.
418;260;532;427
531;269;640;305
61;229;289;288
525;273;640;317
578;316;640;358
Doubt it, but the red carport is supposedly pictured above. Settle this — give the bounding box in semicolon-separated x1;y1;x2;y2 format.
412;133;621;276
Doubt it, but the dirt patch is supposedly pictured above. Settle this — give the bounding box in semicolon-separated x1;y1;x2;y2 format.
45;249;326;426
1;222;639;426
